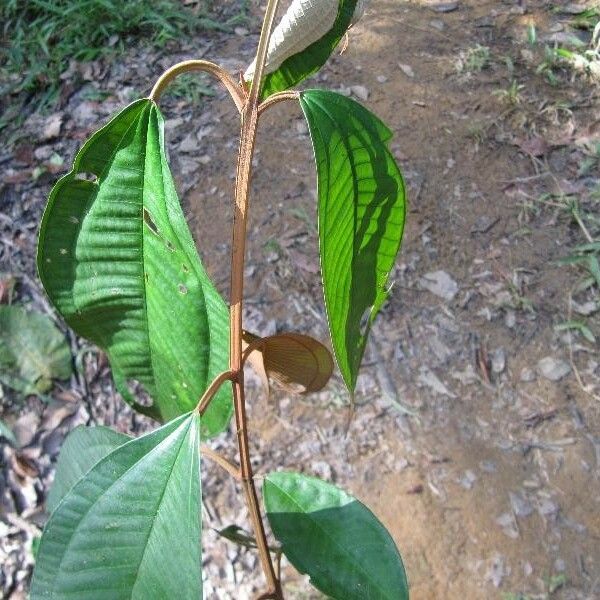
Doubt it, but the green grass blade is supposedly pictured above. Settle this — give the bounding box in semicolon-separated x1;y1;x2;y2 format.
300;90;406;393
31;414;202;599
37;99;231;434
264;471;408;600
259;0;358;99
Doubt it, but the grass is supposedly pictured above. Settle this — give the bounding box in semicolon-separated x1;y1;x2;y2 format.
455;44;491;73
0;0;236;109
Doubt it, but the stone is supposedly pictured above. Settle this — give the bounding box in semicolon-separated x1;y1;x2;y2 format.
420;270;459;301
537;357;571;381
520;367;536;382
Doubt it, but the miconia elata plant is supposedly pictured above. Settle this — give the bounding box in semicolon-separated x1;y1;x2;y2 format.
33;0;408;598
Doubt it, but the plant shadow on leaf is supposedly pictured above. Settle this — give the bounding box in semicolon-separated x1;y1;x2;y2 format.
267;503;408;600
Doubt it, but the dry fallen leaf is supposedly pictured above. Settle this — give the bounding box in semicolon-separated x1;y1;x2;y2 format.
242;330;333;395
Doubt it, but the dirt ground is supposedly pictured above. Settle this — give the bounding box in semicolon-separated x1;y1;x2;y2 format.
1;1;600;599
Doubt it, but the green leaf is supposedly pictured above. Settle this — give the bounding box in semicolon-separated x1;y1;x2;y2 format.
300;90;406;392
259;0;358;99
0;304;72;396
46;425;130;514
37;98;231;434
31;413;202;599
264;472;408;600
0;419;17;446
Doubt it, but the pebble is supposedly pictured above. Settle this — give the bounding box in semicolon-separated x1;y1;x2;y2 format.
537;357;571;382
520;367;536;382
509;491;533;518
491;348;506;374
398;63;415;78
350;85;370;101
420;270;459;301
417;366;456;398
430;19;446;31
376;75;388;83
459;469;477;490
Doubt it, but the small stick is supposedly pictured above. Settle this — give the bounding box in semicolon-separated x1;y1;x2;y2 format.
196;370;234;415
200;445;241;480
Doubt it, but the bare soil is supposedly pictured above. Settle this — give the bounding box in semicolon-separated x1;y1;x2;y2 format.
1;1;599;599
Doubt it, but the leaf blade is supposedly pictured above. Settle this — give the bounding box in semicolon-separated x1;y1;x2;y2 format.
46;425;130;514
300;90;406;392
256;0;359;99
0;304;72;396
243;331;333;394
31;413;202;599
37;99;231;434
264;471;408;600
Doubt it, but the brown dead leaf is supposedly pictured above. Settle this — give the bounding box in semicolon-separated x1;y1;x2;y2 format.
242;330;333;395
0;274;16;304
517;136;549;157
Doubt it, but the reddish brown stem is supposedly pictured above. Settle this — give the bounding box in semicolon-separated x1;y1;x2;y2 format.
149;59;245;112
229;0;283;598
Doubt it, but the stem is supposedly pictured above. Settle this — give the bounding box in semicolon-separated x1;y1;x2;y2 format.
229;0;282;597
258;90;300;116
200;445;241;480
196;370;234;415
149;59;245;112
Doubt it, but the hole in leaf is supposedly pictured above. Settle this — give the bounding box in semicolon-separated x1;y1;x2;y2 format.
182;264;190;273
143;208;160;236
144;273;149;284
178;283;188;295
59;248;67;255
166;240;175;252
74;172;98;184
68;215;80;224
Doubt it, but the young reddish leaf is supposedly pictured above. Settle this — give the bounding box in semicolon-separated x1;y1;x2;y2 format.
242;331;333;394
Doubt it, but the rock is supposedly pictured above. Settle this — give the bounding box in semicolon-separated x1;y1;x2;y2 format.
42;113;63;140
426;1;459;13
459;469;477;490
179;133;200;153
376;75;388;83
234;26;249;36
417;366;456;398
572;300;598;316
350;85;370;101
491;348;506;374
398;63;415;78
520;367;536;382
430;19;446;31
537;357;571;382
496;512;519;539
420;270;459;301
509;491;533;518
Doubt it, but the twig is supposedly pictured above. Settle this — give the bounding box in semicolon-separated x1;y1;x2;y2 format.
200;445;241;480
149;59;245;112
196;370;234;415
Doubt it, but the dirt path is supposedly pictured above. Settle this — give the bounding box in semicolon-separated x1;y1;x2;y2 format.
185;1;600;598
